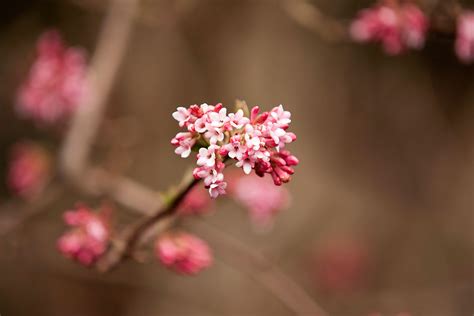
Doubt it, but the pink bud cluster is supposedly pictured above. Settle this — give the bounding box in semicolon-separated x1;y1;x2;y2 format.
57;204;111;266
7;141;51;200
172;103;299;198
350;2;428;55
17;30;87;125
456;11;474;63
155;232;212;275
229;173;289;226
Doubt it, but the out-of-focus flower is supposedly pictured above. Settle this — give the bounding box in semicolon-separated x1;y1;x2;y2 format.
228;173;289;227
57;203;112;266
155;232;212;275
171;102;299;198
455;11;474;63
7;141;51;199
17;30;88;125
312;237;370;293
178;186;214;216
350;2;428;55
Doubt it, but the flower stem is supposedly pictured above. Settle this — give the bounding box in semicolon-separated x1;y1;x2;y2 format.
96;171;200;272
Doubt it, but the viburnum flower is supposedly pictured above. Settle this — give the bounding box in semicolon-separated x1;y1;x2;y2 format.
178;186;214;216
455;11;474;63
155;232;213;275
228;173;289;227
350;2;428;55
17;30;88;125
57;204;112;266
171;102;299;198
7;141;51;199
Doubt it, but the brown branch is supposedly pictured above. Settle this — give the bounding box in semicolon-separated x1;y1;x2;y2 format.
281;0;349;42
58;0;162;216
96;173;199;272
60;0;139;180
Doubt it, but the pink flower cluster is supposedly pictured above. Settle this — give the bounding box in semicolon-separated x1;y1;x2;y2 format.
17;30;87;125
456;11;474;63
350;2;428;55
7;141;51;199
229;173;289;226
57;204;111;266
155;232;212;275
172;103;299;198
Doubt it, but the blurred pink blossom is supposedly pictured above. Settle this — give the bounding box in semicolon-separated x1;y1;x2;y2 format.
312;237;370;293
155;232;212;275
455;11;474;63
350;3;428;55
178;186;214;216
7;141;51;199
17;30;88;125
57;204;112;266
228;173;289;226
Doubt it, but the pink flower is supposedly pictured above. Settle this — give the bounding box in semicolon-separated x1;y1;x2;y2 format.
171;102;299;198
57;204;112;266
178;186;213;216
7;141;51;199
229;173;289;226
171;132;196;158
350;3;428;55
209;179;227;198
456;11;474;63
172;107;191;127
227;109;249;129
197;145;219;168
401;4;428;49
17;30;88;125
155;232;213;275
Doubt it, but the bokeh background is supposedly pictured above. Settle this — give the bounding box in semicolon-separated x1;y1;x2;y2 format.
0;0;473;315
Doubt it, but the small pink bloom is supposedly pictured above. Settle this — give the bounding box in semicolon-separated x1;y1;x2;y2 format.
7;141;51;199
171;132;196;158
17;30;88;125
229;173;289;226
172;107;191;127
209;179;227;198
57;204;112;266
270;105;291;127
228;109;249;129
178;186;213;216
350;3;428;55
456;11;474;63
197;145;219;168
155;232;212;275
400;4;428;49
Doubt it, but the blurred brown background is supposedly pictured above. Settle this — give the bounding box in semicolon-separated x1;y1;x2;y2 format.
0;0;473;315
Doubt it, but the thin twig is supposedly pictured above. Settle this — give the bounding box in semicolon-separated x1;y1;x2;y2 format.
60;0;139;180
96;173;199;272
281;0;349;42
59;0;160;216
